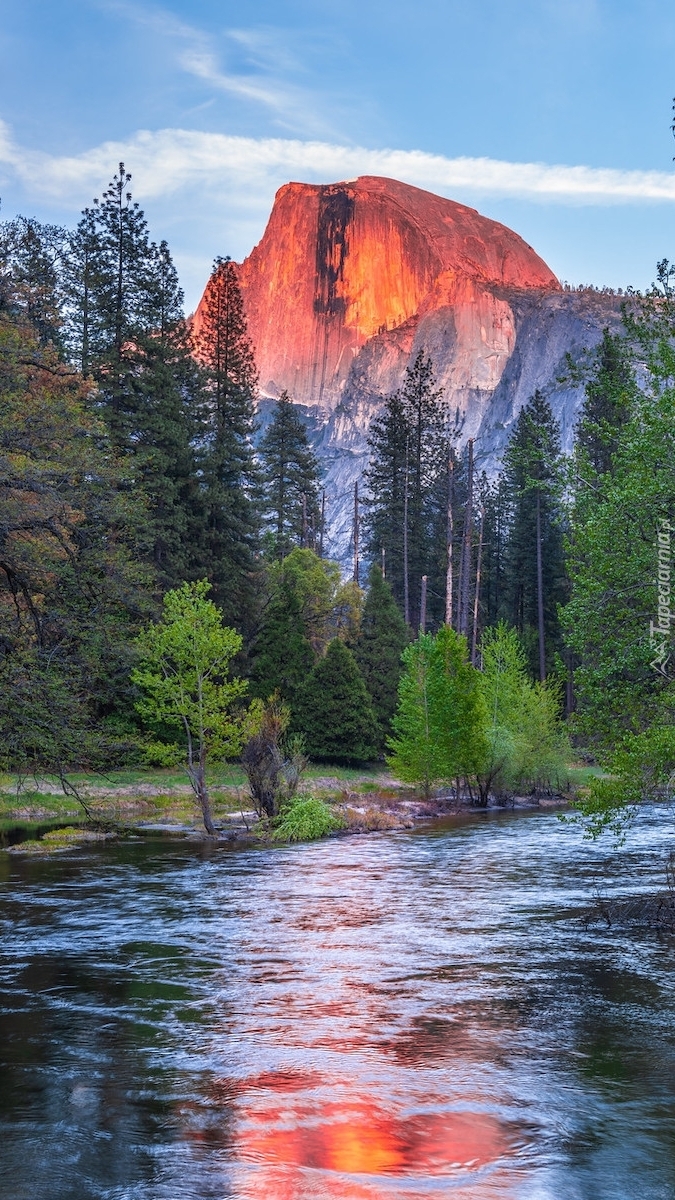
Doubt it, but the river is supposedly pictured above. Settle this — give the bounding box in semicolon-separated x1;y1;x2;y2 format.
1;806;674;1199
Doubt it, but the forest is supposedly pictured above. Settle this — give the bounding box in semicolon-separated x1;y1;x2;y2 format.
1;163;674;839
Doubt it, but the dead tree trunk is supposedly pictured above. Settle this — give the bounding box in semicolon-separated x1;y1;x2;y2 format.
420;574;428;634
319;489;325;558
471;505;485;666
458;438;474;637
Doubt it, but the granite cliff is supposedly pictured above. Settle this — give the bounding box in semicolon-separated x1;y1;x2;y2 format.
195;176;622;563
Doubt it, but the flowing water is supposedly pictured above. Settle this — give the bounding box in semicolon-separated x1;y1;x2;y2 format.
1;807;675;1200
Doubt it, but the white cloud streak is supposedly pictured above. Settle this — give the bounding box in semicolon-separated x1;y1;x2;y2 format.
1;121;675;208
100;1;336;136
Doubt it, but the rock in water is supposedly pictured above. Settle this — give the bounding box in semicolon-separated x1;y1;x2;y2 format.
194;176;621;565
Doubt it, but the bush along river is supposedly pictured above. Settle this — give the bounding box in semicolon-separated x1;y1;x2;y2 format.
1;805;675;1199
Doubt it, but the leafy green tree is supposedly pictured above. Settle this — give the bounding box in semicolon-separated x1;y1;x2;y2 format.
265;547;342;655
259;391;321;557
132;580;251;835
195;255;260;622
387;635;440;794
388;627;486;796
293;639;379;764
354;563;409;749
477;623;568;804
501;391;566;681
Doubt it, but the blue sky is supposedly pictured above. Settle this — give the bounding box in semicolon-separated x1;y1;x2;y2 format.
1;0;674;310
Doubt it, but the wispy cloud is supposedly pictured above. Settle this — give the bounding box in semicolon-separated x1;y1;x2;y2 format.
100;1;337;136
2;121;675;207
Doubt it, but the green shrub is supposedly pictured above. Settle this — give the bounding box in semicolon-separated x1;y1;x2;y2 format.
272;795;344;843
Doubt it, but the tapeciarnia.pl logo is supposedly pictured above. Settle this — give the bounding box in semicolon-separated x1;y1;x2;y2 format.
650;518;673;678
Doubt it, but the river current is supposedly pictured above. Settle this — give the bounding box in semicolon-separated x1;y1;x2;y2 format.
1;807;675;1199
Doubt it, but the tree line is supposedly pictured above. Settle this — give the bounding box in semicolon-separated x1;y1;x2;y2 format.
2;162;674;840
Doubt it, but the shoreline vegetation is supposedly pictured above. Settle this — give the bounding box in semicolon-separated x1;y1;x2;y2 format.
1;762;598;855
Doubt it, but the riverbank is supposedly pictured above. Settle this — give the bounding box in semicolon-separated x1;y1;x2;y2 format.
0;762;587;853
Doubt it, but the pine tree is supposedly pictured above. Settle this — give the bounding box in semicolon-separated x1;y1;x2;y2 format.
130;240;206;589
363;352;448;627
363;388;409;611
195;256;260;623
293;639;379;763
0;216;67;349
63;166;205;590
576;329;635;477
249;583;315;707
354;563;409;749
501;391;566;681
259;391;321;558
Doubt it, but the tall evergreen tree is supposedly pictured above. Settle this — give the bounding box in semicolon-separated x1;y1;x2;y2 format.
363;351;447;627
249;583;315;707
479;474;510;632
576;329;635;477
354;563;409;749
0;216;67;349
293;639;379;763
501;391;566;681
63;166;206;590
195;255;260;623
259;391;321;557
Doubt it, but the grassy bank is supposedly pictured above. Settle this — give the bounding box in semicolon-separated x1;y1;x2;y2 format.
0;760;589;853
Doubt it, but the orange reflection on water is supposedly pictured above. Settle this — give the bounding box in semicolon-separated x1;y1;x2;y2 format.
233;1079;511;1199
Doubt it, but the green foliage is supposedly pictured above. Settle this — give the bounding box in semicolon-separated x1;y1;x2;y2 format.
477;623;568;800
249;582;315;705
562;264;675;837
62;166;209;591
132;580;251;833
259;391;322;558
272;794;344;842
142;741;183;769
500;391;566;679
576;329;635;477
133;580;248;755
354;563;410;748
388;627;487;795
0;313;153;771
364;351;449;626
570;727;675;841
265;548;342;653
294;639;379;764
0;216;67;350
194;255;260;625
562;392;675;750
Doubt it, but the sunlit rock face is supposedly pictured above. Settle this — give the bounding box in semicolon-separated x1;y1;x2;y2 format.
195;176;622;565
198;175;559;410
